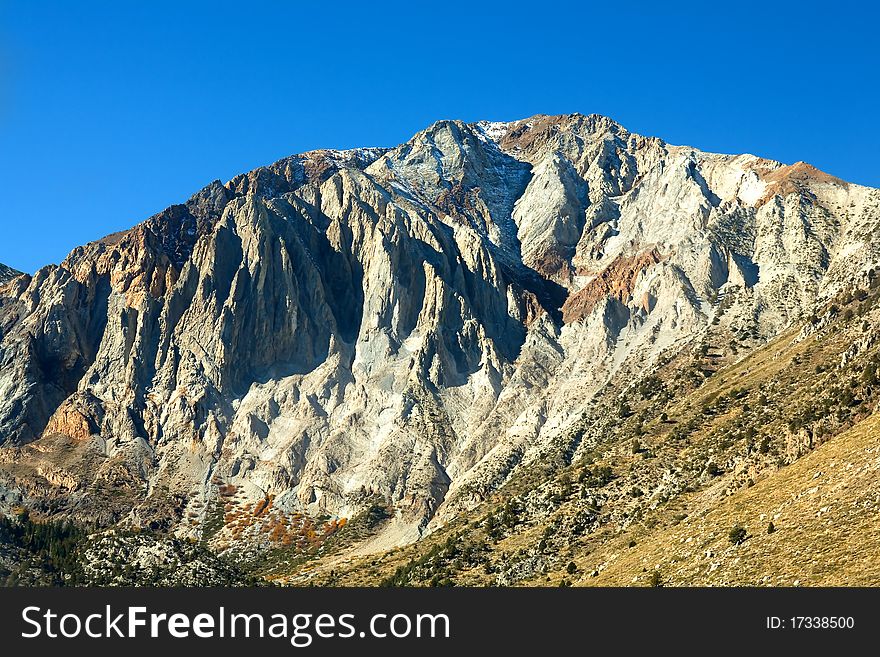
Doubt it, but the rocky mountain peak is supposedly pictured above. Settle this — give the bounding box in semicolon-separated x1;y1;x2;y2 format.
0;263;23;285
227;147;388;199
1;113;879;555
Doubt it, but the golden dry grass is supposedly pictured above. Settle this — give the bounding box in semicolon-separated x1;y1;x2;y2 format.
574;412;880;586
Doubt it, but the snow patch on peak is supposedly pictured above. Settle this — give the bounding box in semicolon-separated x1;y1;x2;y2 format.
0;263;23;284
474;120;513;144
737;172;768;206
305;147;388;167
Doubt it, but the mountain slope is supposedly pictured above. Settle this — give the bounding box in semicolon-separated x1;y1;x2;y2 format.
0;114;878;571
296;289;880;586
0;264;22;286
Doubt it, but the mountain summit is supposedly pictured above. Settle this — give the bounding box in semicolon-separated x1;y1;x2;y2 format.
0;263;22;285
1;113;879;559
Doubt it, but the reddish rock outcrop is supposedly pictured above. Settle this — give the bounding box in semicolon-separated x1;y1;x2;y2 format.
562;249;663;323
755;161;847;207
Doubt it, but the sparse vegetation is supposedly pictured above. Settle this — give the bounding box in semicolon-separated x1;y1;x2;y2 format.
728;524;748;545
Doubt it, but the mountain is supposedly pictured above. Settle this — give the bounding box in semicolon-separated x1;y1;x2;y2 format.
1;113;879;584
310;296;880;586
0;264;22;286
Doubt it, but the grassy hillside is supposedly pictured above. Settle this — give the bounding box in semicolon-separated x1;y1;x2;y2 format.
581;412;880;586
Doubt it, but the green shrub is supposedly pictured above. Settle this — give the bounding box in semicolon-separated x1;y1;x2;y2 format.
728;524;748;545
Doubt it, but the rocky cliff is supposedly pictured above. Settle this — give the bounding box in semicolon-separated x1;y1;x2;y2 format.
1;114;878;551
0;264;22;286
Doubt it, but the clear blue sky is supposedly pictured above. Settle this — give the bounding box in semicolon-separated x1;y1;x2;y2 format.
1;1;877;273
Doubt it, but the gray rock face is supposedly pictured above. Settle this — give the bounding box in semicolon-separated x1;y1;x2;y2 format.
0;264;22;286
1;114;879;547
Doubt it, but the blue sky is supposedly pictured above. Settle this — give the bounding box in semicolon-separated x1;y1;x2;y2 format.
0;1;876;273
